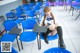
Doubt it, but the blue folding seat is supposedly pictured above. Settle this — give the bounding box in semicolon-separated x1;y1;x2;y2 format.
19;18;37;50
29;2;35;8
6;12;16;20
3;21;21;51
23;5;31;12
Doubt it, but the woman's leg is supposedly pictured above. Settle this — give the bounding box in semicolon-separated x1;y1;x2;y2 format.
42;28;53;44
56;26;66;49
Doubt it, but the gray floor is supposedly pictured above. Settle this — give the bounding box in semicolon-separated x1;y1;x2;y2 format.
13;6;80;53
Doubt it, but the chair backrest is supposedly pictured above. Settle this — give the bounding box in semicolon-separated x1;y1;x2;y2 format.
23;5;31;11
36;2;43;6
33;5;41;11
16;6;23;12
22;18;37;30
26;10;36;18
16;11;26;19
29;2;35;7
4;21;17;31
6;12;15;19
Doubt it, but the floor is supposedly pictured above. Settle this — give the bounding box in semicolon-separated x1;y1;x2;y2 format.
13;6;80;53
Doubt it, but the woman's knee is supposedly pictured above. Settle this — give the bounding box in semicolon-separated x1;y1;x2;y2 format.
56;26;62;31
57;26;62;29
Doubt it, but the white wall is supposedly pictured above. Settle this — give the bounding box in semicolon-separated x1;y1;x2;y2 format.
0;0;22;16
0;0;17;6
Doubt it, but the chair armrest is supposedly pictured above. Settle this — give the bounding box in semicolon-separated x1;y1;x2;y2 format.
8;26;22;35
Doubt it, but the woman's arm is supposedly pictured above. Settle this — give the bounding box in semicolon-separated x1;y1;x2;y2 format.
42;14;46;26
51;12;55;24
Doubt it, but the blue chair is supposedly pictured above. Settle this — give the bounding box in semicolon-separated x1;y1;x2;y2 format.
29;2;35;8
33;23;58;50
36;33;58;50
23;5;31;12
14;19;23;24
0;46;18;53
33;5;41;12
21;18;37;30
6;12;23;24
44;47;71;53
25;10;36;18
0;34;17;42
36;2;43;7
15;11;26;24
15;6;26;19
3;21;21;51
16;6;23;12
6;12;16;20
19;18;37;50
16;11;26;19
4;21;17;33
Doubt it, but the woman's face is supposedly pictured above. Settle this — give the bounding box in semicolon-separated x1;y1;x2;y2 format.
45;11;51;16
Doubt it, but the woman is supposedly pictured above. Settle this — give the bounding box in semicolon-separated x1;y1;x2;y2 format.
42;7;66;48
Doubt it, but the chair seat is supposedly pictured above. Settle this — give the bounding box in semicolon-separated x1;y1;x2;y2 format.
19;31;37;42
44;47;71;53
15;19;23;24
1;34;17;42
41;33;58;41
0;46;18;53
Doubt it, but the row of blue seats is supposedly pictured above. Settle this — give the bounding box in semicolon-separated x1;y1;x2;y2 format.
0;1;49;52
1;17;71;53
5;2;49;25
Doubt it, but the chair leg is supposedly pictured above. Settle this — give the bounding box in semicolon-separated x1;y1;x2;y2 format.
64;4;67;11
75;13;80;20
20;41;23;50
16;37;20;51
72;7;74;16
69;6;72;13
37;33;41;50
65;5;67;11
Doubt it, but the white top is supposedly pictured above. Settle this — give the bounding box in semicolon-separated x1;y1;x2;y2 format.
44;14;54;26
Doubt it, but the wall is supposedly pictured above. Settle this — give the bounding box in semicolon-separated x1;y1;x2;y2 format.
0;0;22;16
